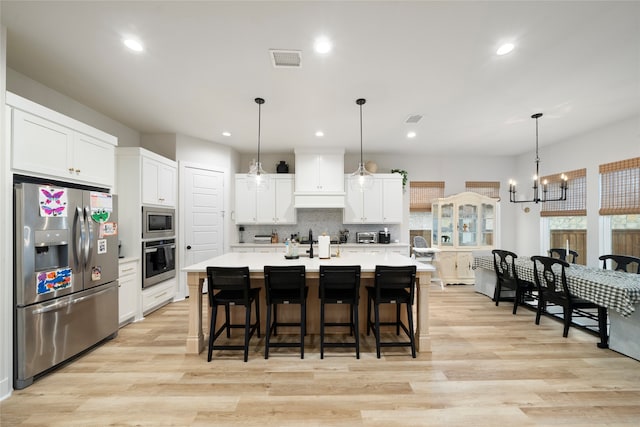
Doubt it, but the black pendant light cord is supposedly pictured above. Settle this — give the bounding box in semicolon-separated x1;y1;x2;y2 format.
356;98;366;167
255;97;265;167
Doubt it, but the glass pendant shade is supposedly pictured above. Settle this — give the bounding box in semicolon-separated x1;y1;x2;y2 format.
349;98;374;191
350;162;374;191
247;97;269;191
247;161;269;191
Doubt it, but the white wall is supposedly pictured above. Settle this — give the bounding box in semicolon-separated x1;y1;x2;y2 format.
6;69;141;147
141;133;177;161
512;115;640;265
1;24;13;400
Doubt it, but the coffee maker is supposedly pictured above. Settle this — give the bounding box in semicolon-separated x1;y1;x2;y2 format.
378;229;391;244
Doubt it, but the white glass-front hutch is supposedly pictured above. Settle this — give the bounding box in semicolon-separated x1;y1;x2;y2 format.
432;192;498;284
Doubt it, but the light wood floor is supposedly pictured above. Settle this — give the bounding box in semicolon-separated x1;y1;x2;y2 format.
2;284;640;426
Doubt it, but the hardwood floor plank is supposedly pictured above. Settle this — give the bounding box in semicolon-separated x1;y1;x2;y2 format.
2;283;639;426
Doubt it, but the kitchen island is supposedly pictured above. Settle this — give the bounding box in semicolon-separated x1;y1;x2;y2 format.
183;251;435;355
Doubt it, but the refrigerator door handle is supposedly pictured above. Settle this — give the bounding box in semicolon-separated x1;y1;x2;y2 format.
74;206;84;267
71;286;112;305
83;206;93;268
32;296;74;314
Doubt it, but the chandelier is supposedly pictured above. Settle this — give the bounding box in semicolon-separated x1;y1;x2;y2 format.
509;113;567;203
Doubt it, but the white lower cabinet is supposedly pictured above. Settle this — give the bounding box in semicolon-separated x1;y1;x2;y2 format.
438;250;475;284
118;259;139;326
142;278;176;315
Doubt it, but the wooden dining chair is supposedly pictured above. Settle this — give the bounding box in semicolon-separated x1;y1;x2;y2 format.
531;256;608;347
599;254;640;274
548;248;579;264
492;249;534;314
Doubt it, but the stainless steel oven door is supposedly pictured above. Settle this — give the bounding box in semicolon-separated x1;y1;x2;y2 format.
142;206;175;239
142;238;176;289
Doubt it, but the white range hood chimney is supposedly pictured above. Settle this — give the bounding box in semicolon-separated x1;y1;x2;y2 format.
294;148;345;208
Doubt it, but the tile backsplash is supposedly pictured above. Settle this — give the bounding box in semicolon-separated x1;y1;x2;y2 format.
237;209;401;244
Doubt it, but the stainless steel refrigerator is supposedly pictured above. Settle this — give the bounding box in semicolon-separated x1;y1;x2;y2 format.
14;181;119;389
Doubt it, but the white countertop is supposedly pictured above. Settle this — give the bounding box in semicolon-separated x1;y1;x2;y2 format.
230;242;409;248
183;251;434;273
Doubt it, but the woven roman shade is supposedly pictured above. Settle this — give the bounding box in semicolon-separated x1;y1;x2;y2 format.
465;181;500;199
540;168;586;217
599;157;640;215
410;181;445;212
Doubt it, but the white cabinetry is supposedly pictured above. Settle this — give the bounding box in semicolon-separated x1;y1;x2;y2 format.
294;148;345;208
235;174;295;224
116;148;177;318
118;258;139;326
8;93;117;188
344;174;402;224
142;156;176;207
432;192;498;285
142;278;176;315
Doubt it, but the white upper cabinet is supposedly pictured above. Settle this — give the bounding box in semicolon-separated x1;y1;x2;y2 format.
9;93;117;188
343;174;402;224
142;156;177;207
235;174;295;225
294;148;345;208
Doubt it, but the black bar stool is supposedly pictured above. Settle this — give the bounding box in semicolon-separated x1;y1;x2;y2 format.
264;265;308;359
206;266;261;362
367;265;417;358
319;265;361;359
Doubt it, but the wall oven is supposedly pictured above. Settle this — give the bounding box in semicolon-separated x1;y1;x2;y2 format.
142;206;175;239
142;238;176;289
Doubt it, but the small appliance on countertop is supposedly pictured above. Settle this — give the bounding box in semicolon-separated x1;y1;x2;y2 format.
254;235;272;244
378;228;391;244
356;231;377;244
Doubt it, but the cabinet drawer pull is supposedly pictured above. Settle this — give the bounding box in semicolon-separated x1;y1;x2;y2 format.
68;167;75;172
155;291;168;299
75;169;81;173
121;267;135;273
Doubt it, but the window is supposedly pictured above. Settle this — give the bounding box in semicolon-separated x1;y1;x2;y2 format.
409;181;444;212
409;181;445;248
540;168;586;217
540;169;587;264
600;157;640;258
465;181;500;199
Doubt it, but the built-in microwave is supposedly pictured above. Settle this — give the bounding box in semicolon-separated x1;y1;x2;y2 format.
142;206;175;239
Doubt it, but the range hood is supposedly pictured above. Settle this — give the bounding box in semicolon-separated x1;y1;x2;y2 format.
293;148;345;208
294;192;345;208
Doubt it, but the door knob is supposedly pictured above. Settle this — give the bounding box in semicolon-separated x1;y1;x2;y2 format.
186;245;192;250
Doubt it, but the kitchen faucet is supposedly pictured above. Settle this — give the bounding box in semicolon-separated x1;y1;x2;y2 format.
307;228;313;258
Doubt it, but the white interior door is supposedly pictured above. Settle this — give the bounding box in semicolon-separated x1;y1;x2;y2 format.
183;166;224;297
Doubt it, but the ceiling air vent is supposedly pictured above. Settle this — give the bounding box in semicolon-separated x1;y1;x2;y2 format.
270;49;302;68
405;114;423;124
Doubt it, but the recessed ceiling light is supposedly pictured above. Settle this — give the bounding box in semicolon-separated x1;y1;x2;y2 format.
315;131;324;137
123;38;144;52
222;131;231;137
407;131;417;139
496;43;514;56
314;37;332;54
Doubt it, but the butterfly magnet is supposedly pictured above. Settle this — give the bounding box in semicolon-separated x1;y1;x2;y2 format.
39;187;68;217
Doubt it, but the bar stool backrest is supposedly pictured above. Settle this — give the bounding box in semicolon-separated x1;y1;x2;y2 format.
206;266;251;307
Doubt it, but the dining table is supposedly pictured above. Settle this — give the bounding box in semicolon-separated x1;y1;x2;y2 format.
182;251;435;355
473;255;640;359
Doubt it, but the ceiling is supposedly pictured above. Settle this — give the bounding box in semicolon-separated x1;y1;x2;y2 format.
1;1;639;156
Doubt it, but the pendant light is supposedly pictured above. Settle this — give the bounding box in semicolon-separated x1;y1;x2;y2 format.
247;97;269;191
509;113;567;203
349;98;374;191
